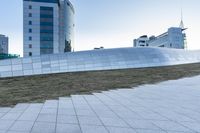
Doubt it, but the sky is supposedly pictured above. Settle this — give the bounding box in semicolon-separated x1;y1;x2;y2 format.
0;0;200;56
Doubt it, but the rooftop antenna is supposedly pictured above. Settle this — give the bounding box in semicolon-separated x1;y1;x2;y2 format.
179;0;188;50
179;2;184;29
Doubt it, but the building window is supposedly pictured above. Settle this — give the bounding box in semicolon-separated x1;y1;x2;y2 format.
40;6;54;55
29;44;32;48
29;36;32;41
29;29;32;33
29;13;32;17
29;5;32;9
29;52;32;56
29;21;32;25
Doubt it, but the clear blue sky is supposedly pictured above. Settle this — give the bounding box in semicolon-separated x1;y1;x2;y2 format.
0;0;200;56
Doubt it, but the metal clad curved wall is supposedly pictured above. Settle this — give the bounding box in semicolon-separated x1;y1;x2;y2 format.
0;47;200;78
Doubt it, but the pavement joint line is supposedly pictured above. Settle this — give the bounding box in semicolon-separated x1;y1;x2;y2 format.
93;93;137;132
5;104;30;132
83;95;110;133
29;103;45;133
71;97;83;133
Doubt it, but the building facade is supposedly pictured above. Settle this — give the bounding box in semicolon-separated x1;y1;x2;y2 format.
134;27;186;49
23;0;75;57
0;34;8;54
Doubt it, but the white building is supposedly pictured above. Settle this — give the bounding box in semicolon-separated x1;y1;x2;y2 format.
23;0;75;57
134;27;186;49
0;34;8;54
133;35;149;47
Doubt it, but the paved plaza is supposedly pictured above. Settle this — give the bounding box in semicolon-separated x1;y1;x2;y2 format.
0;76;200;133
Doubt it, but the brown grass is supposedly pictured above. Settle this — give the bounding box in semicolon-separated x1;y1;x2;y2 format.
1;63;200;107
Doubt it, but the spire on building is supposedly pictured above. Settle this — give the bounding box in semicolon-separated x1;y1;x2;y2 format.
179;2;188;50
179;7;185;29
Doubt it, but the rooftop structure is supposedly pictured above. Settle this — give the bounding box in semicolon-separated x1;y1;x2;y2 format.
0;53;20;60
23;0;75;57
134;27;187;49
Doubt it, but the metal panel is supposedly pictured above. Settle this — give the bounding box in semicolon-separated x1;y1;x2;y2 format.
0;47;200;78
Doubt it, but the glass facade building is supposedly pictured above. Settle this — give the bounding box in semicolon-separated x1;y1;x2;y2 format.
24;0;59;3
23;0;75;57
0;34;8;54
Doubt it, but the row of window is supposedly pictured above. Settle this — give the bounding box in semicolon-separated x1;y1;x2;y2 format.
28;5;32;57
28;13;53;18
27;5;54;56
40;6;54;55
28;36;54;41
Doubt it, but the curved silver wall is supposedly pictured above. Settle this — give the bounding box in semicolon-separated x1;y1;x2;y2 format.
0;47;200;78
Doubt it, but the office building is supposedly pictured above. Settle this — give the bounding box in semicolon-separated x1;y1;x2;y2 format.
23;0;75;57
134;27;187;49
0;34;8;54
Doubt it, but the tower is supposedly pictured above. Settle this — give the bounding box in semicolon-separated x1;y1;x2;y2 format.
179;1;187;50
23;0;75;57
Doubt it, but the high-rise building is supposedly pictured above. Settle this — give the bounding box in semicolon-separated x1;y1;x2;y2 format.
133;27;186;49
23;0;75;57
0;34;8;54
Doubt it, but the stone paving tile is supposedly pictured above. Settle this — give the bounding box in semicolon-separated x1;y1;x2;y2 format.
7;131;29;133
40;108;57;115
0;120;15;130
9;104;29;113
160;111;197;122
73;105;91;110
57;115;78;124
138;112;169;121
58;98;74;108
107;127;137;133
167;131;185;133
114;111;143;119
1;113;22;121
18;113;39;121
134;129;167;133
78;116;102;126
31;122;56;133
100;117;130;127
43;100;58;109
58;108;76;116
76;109;96;117
151;120;195;132
124;119;161;130
8;120;34;132
180;122;200;132
0;113;5;118
36;114;57;123
23;108;41;115
56;124;81;133
28;103;43;109
0;108;11;113
95;110;118;118
80;125;108;133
